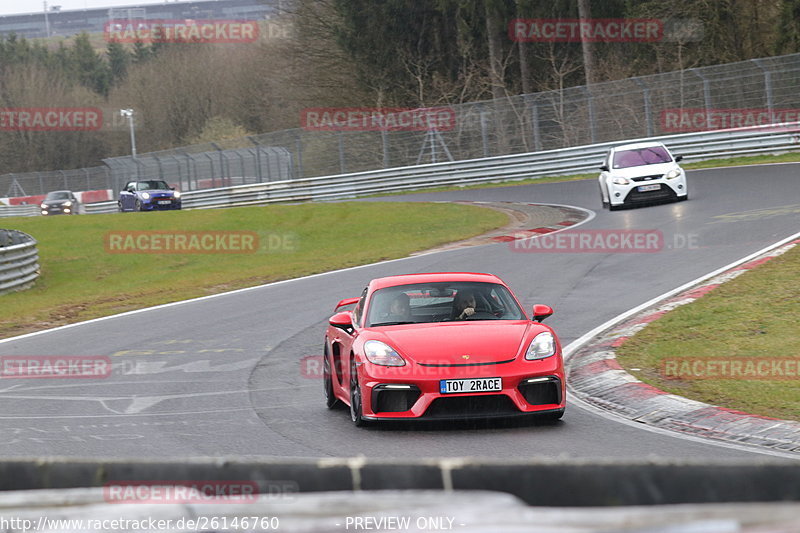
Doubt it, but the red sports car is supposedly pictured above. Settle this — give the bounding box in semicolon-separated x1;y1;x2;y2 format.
323;272;565;426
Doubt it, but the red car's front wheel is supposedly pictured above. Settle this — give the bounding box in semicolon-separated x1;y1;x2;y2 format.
349;359;365;427
323;344;338;409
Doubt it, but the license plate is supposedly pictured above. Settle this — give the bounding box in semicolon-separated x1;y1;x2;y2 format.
157;200;171;205
637;184;660;192
440;377;502;394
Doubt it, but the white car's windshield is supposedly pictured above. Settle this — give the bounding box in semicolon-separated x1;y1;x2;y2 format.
613;147;672;168
366;282;525;326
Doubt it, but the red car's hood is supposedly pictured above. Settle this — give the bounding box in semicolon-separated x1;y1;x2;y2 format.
377;321;536;364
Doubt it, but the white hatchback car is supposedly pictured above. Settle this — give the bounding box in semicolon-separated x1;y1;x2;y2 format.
598;142;688;210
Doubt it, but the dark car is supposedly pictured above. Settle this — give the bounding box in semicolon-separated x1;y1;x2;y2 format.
118;180;182;212
40;190;82;215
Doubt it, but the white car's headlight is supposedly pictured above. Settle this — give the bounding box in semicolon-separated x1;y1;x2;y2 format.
525;332;556;360
173;190;181;198
665;169;681;179
612;177;630;185
364;340;406;366
141;192;150;200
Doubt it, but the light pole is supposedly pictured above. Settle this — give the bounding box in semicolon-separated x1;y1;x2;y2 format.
120;108;137;158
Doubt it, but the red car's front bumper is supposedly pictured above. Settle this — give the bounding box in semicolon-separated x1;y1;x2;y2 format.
357;356;565;420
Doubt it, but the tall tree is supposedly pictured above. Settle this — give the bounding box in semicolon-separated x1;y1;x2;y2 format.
576;0;595;85
484;0;507;100
70;33;110;96
107;41;130;85
776;0;800;53
132;40;152;64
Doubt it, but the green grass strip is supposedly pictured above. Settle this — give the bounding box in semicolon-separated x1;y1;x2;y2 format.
616;244;800;421
1;202;507;339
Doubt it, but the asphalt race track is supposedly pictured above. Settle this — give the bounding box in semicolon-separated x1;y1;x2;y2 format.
1;163;798;460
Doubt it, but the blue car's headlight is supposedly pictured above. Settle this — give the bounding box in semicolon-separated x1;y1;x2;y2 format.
173;190;181;199
141;192;150;200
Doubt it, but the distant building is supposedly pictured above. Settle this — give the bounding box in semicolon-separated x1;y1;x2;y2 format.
0;0;278;39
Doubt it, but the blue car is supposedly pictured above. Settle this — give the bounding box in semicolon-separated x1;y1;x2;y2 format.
118;180;182;212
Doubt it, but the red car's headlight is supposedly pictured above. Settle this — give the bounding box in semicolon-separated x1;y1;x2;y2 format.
364;340;406;366
525;332;556;360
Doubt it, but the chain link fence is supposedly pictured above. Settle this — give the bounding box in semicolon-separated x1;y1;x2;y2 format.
4;52;800;200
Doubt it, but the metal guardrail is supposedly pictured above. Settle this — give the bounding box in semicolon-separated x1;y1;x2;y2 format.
0;205;40;218
0;229;39;294
76;121;800;214
6;53;800;198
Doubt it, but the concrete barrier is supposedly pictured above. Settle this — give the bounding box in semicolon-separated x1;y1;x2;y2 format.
77;189;113;204
1;488;798;533
8;194;45;206
0;458;798;506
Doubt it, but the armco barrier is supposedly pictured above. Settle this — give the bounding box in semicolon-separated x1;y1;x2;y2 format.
82;120;800;214
0;229;39;294
0;205;39;217
0;458;798;506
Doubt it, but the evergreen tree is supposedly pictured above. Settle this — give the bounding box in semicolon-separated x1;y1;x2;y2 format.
70;32;110;96
132;39;152;64
107;40;130;85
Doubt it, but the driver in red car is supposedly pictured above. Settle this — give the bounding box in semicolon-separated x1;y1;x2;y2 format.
452;290;477;320
388;293;413;321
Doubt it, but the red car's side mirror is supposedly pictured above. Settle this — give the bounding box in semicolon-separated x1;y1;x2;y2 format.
329;311;354;332
532;304;554;322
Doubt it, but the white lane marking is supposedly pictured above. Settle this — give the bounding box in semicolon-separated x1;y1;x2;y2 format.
0;384;302;414
0;404;299;420
564;229;800;460
0;202;594;346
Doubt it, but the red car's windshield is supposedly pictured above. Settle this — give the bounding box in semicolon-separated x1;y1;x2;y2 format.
366;281;525;326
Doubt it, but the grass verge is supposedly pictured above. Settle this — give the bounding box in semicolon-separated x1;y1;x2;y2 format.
616;243;800;421
1;201;507;339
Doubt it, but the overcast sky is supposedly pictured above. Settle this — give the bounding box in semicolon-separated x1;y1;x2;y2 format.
0;0;180;17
